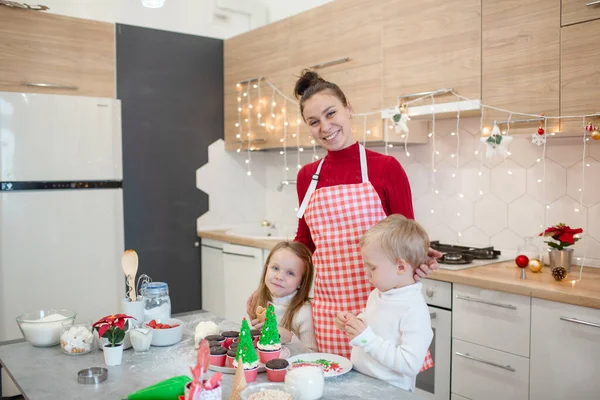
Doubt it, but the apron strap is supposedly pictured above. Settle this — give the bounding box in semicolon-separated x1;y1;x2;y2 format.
359;144;369;183
296;144;368;219
297;158;325;219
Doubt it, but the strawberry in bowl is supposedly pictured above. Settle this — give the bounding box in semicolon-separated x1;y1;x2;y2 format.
143;318;183;346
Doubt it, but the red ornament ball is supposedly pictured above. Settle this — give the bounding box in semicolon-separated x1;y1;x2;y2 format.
515;255;529;268
537;128;545;135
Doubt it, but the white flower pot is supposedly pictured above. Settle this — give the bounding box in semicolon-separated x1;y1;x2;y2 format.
103;343;124;366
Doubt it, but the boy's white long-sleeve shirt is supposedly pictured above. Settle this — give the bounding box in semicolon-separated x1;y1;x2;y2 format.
271;292;318;351
350;282;433;391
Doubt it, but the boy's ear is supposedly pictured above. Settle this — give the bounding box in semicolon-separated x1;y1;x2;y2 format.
396;258;410;274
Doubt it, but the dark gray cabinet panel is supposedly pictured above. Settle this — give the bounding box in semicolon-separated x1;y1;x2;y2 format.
116;24;223;313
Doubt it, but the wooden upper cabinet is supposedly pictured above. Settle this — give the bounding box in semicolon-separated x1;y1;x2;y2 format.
224;19;291;93
289;0;382;74
562;0;600;26
482;0;560;134
382;0;481;107
561;19;600;134
0;8;115;98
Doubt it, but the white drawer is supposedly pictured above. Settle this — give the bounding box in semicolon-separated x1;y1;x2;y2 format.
421;278;452;309
452;284;530;357
452;339;529;400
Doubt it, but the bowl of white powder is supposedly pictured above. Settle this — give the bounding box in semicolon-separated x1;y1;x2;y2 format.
16;309;77;347
240;383;299;400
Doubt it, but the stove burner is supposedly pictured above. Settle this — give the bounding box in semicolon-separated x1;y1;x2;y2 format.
431;241;501;265
440;253;473;265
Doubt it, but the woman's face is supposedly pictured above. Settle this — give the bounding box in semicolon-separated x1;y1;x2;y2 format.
302;91;355;152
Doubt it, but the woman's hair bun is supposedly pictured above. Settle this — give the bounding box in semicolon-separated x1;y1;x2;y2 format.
294;69;323;99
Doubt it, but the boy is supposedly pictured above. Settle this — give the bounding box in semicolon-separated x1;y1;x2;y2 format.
336;214;433;391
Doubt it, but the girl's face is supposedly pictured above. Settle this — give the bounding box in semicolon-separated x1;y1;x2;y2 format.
265;248;306;298
302;91;355;152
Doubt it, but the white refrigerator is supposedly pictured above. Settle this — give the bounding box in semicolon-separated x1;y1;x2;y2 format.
0;92;125;345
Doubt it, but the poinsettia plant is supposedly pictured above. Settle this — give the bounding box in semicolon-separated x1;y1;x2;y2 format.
93;314;134;347
539;223;583;251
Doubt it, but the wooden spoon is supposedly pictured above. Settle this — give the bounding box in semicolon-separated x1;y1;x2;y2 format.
121;249;139;302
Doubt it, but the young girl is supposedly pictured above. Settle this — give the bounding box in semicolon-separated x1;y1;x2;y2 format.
248;241;318;351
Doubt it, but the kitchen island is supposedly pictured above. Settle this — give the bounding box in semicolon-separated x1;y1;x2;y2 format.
0;311;422;400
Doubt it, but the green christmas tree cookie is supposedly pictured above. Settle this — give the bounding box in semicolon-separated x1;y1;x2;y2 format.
234;318;259;369
258;304;281;350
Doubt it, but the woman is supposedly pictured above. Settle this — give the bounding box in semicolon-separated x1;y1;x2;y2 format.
250;70;440;362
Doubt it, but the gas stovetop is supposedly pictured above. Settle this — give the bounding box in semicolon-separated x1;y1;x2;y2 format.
431;241;507;270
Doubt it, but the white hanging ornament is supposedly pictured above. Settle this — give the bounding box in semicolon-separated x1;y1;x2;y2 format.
532;120;546;146
531;132;546;146
480;122;512;159
390;105;409;135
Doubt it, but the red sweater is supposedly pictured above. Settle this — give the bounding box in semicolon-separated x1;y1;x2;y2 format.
294;142;414;252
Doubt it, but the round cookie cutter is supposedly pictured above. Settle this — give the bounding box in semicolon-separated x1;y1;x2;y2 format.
77;367;108;384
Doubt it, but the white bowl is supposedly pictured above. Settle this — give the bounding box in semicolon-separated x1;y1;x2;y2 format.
144;318;183;346
16;309;77;347
240;382;300;400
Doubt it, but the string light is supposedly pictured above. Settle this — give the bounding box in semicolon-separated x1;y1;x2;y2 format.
282;98;288;180
296;107;302;170
430;94;437;189
245;82;252;176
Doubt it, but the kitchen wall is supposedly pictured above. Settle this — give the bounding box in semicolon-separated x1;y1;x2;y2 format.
41;0;333;39
198;117;600;267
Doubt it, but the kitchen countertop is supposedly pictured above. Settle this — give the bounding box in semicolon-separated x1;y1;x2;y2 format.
0;311;422;400
198;229;600;309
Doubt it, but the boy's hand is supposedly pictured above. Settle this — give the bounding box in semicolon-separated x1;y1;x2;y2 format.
335;311;355;332
344;317;366;340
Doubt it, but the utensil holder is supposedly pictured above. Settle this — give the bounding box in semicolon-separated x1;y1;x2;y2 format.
120;298;145;327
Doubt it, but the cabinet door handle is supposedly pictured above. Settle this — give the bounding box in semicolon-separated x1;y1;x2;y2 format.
22;82;78;90
455;294;517;310
237;138;267;144
454;352;516;372
429;312;436;320
201;244;222;251
309;57;351;69
586;1;600;6
223;251;255;259
560;316;600;329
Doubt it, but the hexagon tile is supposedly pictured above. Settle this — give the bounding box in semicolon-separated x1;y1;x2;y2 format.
588;203;600;242
526;158;567;205
492;229;523;252
508;195;545;237
444;194;475;233
460;226;490;247
566;157;600;207
491;159;527;203
546;195;588;231
509;136;540;168
474;194;508;236
404;162;431;200
458;160;490;202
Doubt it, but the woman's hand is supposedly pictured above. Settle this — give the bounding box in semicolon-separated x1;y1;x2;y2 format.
414;248;443;281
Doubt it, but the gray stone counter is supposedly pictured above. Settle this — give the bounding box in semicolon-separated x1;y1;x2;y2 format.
0;311;422;400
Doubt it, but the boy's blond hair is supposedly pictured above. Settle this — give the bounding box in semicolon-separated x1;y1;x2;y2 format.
359;214;430;270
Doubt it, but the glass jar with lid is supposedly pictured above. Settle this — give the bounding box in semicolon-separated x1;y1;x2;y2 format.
143;282;171;322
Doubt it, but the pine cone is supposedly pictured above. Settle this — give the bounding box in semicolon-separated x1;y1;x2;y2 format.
552;267;567;281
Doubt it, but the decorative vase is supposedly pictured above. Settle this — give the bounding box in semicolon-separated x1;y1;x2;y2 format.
549;248;574;272
103;343;124;366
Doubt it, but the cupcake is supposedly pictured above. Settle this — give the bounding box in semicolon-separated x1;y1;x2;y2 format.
265;359;289;382
205;334;225;346
221;331;239;349
226;348;237;368
209;346;227;367
250;329;261;347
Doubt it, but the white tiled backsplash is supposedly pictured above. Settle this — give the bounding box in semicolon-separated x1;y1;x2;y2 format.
197;117;600;266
